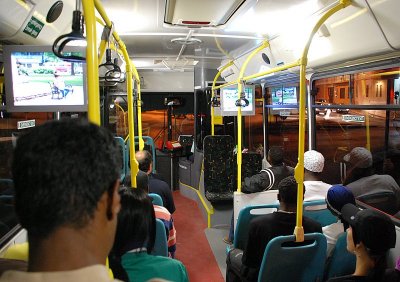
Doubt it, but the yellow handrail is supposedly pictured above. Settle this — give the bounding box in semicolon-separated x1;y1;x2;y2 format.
210;0;350;240
82;0;100;125
211;61;234;135
292;0;351;242
93;0;142;187
236;40;270;192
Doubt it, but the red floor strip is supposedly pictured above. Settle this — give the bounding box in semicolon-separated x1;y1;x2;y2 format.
173;191;224;282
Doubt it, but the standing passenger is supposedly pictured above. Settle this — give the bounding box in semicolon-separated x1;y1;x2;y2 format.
135;150;176;214
0;119;122;281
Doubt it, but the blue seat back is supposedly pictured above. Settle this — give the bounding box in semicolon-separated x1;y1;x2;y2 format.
258;233;327;282
234;203;279;250
151;218;168;257
303;200;337;227
149;193;164;207
114;137;127;181
325;232;356;279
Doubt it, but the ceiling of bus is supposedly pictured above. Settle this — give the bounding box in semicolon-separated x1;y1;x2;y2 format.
1;0;399;74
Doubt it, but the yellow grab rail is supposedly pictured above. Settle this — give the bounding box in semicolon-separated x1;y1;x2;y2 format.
93;0;142;187
293;0;351;242
236;40;270;192
211;0;350;240
82;0;100;125
211;61;234;135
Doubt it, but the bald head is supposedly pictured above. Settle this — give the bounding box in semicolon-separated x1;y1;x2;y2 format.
135;150;152;174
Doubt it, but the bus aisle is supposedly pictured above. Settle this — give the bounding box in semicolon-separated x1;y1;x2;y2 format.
172;191;224;282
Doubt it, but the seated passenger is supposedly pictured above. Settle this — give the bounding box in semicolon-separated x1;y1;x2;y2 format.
135;170;177;258
226;176;322;282
327;204;396;282
323;185;355;257
242;146;294;193
343;147;400;210
303;150;331;207
224;146;295;244
135;150;176;214
0;119;121;281
110;188;188;282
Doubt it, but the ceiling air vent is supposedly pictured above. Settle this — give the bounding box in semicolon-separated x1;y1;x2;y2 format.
164;0;254;28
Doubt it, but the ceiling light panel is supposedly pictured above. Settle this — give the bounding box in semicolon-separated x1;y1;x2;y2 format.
164;0;251;27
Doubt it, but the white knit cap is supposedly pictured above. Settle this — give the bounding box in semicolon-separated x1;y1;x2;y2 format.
304;150;325;173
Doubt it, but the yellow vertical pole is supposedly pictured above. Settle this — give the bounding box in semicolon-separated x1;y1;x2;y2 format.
211;61;234;135
293;0;351;242
93;0;142;187
82;0;100;125
236;40;269;192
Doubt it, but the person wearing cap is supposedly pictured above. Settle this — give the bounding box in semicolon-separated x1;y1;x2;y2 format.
303;150;331;209
327;204;396;282
226;176;322;282
343;147;400;210
323;185;356;257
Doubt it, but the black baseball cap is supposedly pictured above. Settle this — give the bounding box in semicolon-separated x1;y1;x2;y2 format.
341;203;396;255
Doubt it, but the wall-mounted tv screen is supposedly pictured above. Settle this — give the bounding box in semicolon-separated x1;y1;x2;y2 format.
4;45;87;112
271;86;298;106
220;85;255;116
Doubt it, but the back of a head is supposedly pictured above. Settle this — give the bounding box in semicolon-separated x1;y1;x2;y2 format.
343;147;373;169
278;176;298;206
136;170;149;193
135;150;152;173
12;119;121;239
268;146;284;165
326;185;355;218
114;188;156;256
304;150;325;173
341;204;396;256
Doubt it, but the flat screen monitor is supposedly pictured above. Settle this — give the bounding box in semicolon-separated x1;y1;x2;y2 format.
220;85;255;116
4;45;87;112
271;86;298;106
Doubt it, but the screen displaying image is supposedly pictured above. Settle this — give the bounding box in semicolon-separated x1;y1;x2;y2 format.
4;45;87;112
271;86;297;106
220;85;255;116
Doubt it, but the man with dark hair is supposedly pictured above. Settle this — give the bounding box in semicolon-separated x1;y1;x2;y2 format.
135;150;176;214
226;176;322;282
123;169;177;258
224;146;294;244
0;119;122;281
242;146;294;193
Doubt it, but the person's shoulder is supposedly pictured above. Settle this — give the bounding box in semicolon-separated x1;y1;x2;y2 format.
154;205;170;214
250;212;276;226
302;216;323;231
376;174;400;186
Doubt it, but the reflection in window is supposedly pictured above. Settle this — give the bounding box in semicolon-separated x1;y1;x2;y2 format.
340;88;345;99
